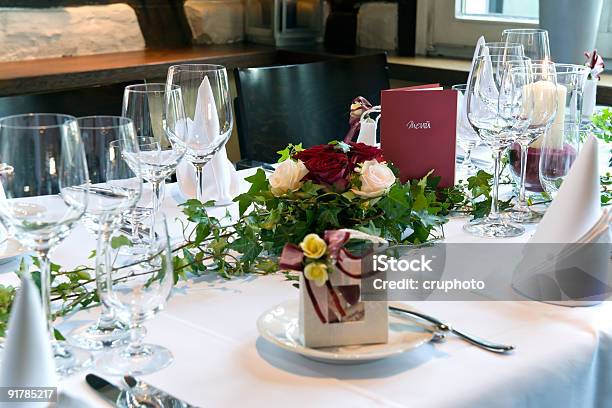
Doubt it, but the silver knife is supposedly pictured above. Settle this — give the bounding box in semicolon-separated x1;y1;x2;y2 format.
86;373;199;408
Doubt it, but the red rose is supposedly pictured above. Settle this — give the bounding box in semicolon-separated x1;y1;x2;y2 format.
293;144;336;162
348;142;384;164
300;152;350;191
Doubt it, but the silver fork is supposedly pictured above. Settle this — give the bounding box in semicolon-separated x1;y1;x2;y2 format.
389;305;514;354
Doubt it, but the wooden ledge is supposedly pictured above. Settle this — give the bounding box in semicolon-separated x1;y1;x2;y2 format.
0;44;278;97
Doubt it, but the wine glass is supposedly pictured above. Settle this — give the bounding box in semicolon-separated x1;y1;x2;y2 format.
95;212;174;376
509;61;557;223
501;28;551;61
166;64;233;204
453;84;480;175
68;116;142;351
122;83;187;213
0;113;92;374
477;42;524;59
539;64;590;198
464;55;532;238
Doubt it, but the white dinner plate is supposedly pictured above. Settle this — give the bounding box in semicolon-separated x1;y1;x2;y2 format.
257;300;434;364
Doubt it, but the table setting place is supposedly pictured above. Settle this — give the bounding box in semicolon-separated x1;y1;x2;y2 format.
0;28;611;408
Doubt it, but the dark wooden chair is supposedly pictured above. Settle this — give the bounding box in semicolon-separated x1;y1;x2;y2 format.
234;53;390;165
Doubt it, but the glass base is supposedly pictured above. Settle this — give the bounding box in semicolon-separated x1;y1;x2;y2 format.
96;343;173;376
509;209;543;224
68;319;129;351
53;341;93;377
463;219;525;238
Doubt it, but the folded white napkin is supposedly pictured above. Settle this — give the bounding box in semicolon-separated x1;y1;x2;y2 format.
0;276;56;389
457;36;486;131
530;136;601;243
176;76;240;205
514;137;609;306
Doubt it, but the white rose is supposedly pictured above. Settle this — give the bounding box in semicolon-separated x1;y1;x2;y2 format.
352;160;395;198
269;159;309;196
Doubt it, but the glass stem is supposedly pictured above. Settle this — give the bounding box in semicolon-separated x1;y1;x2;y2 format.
489;149;503;222
35;249;55;343
96;227;116;329
193;162;205;203
518;142;529;207
151;180;165;212
126;324;146;356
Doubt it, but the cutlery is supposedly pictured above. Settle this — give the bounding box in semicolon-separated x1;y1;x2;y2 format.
86;373;198;408
389;306;514;354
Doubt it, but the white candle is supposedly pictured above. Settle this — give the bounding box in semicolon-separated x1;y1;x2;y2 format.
523;81;566;149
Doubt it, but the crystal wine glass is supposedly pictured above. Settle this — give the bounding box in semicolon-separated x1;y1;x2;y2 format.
166;64;233;204
464;55;533;238
509;61;557;223
68;116;142;351
0;113;92;375
501;28;551;61
122;83;187;213
453;84;480;175
96;212;174;376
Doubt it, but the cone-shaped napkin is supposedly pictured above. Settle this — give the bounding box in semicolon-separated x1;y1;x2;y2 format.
0;276;57;389
530;136;601;243
177;76;240;205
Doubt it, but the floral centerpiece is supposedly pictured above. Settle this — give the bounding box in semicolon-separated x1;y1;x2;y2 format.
235;140;452;257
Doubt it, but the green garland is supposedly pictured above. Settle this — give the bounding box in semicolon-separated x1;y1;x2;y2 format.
0;153;609;337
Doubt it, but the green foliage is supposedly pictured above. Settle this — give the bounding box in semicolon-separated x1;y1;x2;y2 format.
0;285;15;337
0;160;517;334
592;108;612;144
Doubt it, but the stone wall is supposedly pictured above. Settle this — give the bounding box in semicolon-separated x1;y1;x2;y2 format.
184;0;244;45
0;4;145;62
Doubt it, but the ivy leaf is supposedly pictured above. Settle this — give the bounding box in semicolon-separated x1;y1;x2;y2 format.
53;328;66;341
276;143;304;162
111;235;132;249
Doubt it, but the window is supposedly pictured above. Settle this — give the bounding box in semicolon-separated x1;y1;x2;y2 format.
416;0;612;63
458;0;538;22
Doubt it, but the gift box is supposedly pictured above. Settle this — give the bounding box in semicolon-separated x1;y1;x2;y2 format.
282;229;388;348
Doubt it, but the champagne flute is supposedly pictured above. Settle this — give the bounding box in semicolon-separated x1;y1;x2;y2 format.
68;116;142;351
501;29;551;61
122;83;187;213
0;113;92;375
166;64;233;205
96;212;174;376
509;61;557;222
464;56;532;238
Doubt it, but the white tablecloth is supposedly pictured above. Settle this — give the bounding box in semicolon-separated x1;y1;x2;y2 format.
3;169;612;408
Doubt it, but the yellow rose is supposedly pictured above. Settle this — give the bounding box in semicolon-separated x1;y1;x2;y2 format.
299;233;327;259
304;262;328;287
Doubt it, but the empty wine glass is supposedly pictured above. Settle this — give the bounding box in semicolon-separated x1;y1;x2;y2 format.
68;116;142;351
122;83;187;213
540;123;582;196
464;55;532;238
477;42;525;59
509;61;557;223
166;64;233;204
453;84;480;175
96;212;174;376
0;113;92;375
501;28;551;61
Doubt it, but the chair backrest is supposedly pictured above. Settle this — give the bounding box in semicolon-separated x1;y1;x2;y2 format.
234;53;389;164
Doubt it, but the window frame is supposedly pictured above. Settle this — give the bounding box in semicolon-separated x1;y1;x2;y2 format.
416;0;611;65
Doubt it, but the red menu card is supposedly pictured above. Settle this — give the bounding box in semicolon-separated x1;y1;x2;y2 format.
380;84;457;188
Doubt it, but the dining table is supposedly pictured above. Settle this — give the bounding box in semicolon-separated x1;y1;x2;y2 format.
1;167;611;408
